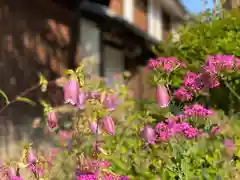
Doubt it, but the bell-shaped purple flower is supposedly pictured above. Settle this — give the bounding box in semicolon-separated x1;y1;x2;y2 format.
88;121;100;134
64;79;79;105
156;85;170;108
142;125;156;144
101;116;115;136
104;94;117;111
28;149;37;164
47;111;58;129
8;167;16;178
77;89;86;110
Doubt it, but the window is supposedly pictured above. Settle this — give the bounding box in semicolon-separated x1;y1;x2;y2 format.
103;45;124;86
79;19;100;75
135;0;147;12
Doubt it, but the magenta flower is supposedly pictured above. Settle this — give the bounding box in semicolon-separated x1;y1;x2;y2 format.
47;111;58;129
198;72;220;89
101;116;115;136
183;72;202;92
142;125;156;144
120;176;130;180
156;85;170;108
148;59;160;69
77;89;86;110
10;176;23;180
64;79;79;105
148;57;185;72
175;87;192;101
183;104;214;117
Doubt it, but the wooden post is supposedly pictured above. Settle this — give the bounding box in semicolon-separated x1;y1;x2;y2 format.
213;0;217;16
68;0;86;70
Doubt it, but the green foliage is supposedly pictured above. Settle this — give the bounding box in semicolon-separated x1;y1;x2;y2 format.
154;9;240;113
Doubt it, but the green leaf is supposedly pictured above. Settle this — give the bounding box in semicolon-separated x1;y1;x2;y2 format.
38;73;48;92
64;69;75;76
0;89;9;104
16;96;36;106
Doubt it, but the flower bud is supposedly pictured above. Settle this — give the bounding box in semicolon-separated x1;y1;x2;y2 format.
47;111;58;129
88;121;100;134
104;94;117;111
64;79;79;105
77;89;86;110
156;85;170;108
142;125;156;144
101;116;115;136
28;149;37;164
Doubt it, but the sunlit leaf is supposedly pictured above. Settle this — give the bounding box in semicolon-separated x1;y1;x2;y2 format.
0;89;9;104
16;96;36;106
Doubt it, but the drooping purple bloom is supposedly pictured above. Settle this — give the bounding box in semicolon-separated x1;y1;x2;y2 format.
64;79;79;105
28;149;37;164
88;121;100;134
156;85;170;108
101;116;115;136
142;125;156;144
103;94;117;111
47;111;58;129
77;89;86;110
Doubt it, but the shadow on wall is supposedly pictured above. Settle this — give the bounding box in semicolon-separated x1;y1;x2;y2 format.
0;0;75;159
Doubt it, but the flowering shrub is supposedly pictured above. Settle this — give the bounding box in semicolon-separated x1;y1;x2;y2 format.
1;52;240;179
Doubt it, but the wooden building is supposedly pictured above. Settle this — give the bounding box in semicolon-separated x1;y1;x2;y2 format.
0;0;189;160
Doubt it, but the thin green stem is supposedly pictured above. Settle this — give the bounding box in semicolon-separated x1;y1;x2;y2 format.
224;80;240;102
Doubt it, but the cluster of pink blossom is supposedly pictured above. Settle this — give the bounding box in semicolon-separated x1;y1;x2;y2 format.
183;104;215;117
148;57;185;72
204;55;240;74
142;102;215;143
155;119;198;141
174;55;240;102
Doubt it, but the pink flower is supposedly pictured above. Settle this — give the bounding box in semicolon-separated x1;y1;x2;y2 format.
64;79;79;105
156;85;170;108
183;72;201;92
47;111;58;129
88;121;100;134
183;104;214;117
198;72;220;89
77;89;86;110
10;176;23;180
101;116;115;136
142;125;156;144
28;149;37;164
103;94;117;111
175;87;192;101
